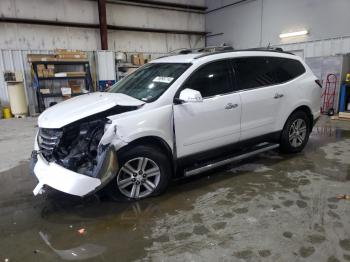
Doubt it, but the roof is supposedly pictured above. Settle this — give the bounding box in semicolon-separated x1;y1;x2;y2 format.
151;49;299;64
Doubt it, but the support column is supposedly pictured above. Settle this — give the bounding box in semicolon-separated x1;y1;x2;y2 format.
98;0;108;50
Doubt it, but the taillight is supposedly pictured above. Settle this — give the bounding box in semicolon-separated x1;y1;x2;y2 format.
315;79;322;88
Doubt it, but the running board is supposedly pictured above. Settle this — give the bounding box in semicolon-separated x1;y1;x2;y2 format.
184;143;279;177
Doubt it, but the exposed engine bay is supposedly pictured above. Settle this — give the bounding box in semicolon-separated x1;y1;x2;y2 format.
37;105;138;177
57;120;105;175
39;119;107;176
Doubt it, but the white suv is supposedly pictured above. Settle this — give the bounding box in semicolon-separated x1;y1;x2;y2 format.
31;48;321;200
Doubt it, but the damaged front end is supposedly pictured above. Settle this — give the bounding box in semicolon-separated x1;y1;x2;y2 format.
31;105;140;197
38;119;112;178
31;118;118;196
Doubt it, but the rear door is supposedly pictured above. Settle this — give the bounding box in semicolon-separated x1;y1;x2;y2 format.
174;60;241;158
232;57;285;140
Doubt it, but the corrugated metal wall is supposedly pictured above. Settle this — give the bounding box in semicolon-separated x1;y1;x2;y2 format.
276;36;350;58
0;49;51;115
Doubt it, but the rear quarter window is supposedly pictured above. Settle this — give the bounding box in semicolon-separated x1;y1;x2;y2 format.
275;58;306;82
232;56;306;90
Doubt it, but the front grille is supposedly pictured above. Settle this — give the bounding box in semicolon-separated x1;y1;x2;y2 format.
38;128;63;159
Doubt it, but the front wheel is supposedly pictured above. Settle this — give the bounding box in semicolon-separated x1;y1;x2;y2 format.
106;145;171;201
280;111;311;153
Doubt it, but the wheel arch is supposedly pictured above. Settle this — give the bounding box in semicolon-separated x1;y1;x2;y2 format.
117;136;175;173
286;105;314;132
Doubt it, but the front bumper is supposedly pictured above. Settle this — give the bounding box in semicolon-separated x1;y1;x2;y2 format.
32;153;102;196
31;140;119;197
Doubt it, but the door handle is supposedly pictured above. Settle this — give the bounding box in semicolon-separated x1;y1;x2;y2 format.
274;93;284;99
225;103;238;109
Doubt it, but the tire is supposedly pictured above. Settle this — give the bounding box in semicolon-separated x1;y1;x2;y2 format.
327;108;335;116
106;145;172;201
280;111;311;154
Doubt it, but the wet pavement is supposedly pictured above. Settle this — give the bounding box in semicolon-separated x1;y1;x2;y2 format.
0;117;350;262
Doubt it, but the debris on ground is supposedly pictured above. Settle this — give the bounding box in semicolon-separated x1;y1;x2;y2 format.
78;228;86;235
4;259;9;262
336;194;350;200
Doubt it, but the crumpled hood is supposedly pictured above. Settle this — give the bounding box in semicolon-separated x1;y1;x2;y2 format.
38;92;145;128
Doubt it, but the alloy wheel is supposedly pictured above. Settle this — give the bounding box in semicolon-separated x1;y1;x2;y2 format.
117;157;161;199
288;118;307;148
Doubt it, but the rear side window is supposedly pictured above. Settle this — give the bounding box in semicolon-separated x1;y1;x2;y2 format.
183;60;234;98
232;57;306;90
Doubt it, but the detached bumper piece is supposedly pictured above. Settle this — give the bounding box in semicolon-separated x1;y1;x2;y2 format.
31;146;118;197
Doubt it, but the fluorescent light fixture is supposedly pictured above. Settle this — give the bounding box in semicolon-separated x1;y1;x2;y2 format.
279;30;308;39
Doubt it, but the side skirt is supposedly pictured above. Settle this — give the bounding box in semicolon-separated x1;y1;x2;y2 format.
175;131;281;177
184;142;279;177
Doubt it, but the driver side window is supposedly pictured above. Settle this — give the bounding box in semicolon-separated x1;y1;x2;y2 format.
183;60;234;98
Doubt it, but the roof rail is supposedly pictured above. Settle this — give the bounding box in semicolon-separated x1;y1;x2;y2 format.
156;45;234;59
156;46;294;60
194;47;295;59
168;45;234;54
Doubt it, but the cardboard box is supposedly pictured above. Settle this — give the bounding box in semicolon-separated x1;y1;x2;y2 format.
40;89;50;94
69;80;82;94
43;69;49;78
27;54;56;62
36;64;45;78
66;71;86;77
47;64;55;77
55;49;87;59
57;54;88;59
61;87;72;96
71;85;81;94
55;49;86;55
138;53;145;65
28;51;88;63
48;68;55;77
131;55;140;65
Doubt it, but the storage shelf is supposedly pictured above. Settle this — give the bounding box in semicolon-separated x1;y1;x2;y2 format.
41;93;86;98
31;60;89;65
31;57;93;112
38;76;86;80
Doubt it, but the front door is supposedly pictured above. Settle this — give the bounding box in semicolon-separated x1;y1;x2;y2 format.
174;60;241;158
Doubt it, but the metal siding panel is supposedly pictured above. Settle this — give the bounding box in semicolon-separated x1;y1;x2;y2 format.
277;36;350;58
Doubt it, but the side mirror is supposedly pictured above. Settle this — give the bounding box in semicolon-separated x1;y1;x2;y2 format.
176;88;203;103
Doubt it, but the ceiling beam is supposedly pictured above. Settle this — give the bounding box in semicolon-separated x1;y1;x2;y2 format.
206;0;251;14
108;0;207;11
0;17;207;36
107;24;206;35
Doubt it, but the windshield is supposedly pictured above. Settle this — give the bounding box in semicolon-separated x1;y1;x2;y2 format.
109;63;191;102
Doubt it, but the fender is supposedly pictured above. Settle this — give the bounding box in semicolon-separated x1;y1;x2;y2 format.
278;100;314;131
105;104;174;152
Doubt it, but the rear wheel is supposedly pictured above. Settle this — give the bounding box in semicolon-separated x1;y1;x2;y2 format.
107;145;171;201
280;111;311;153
